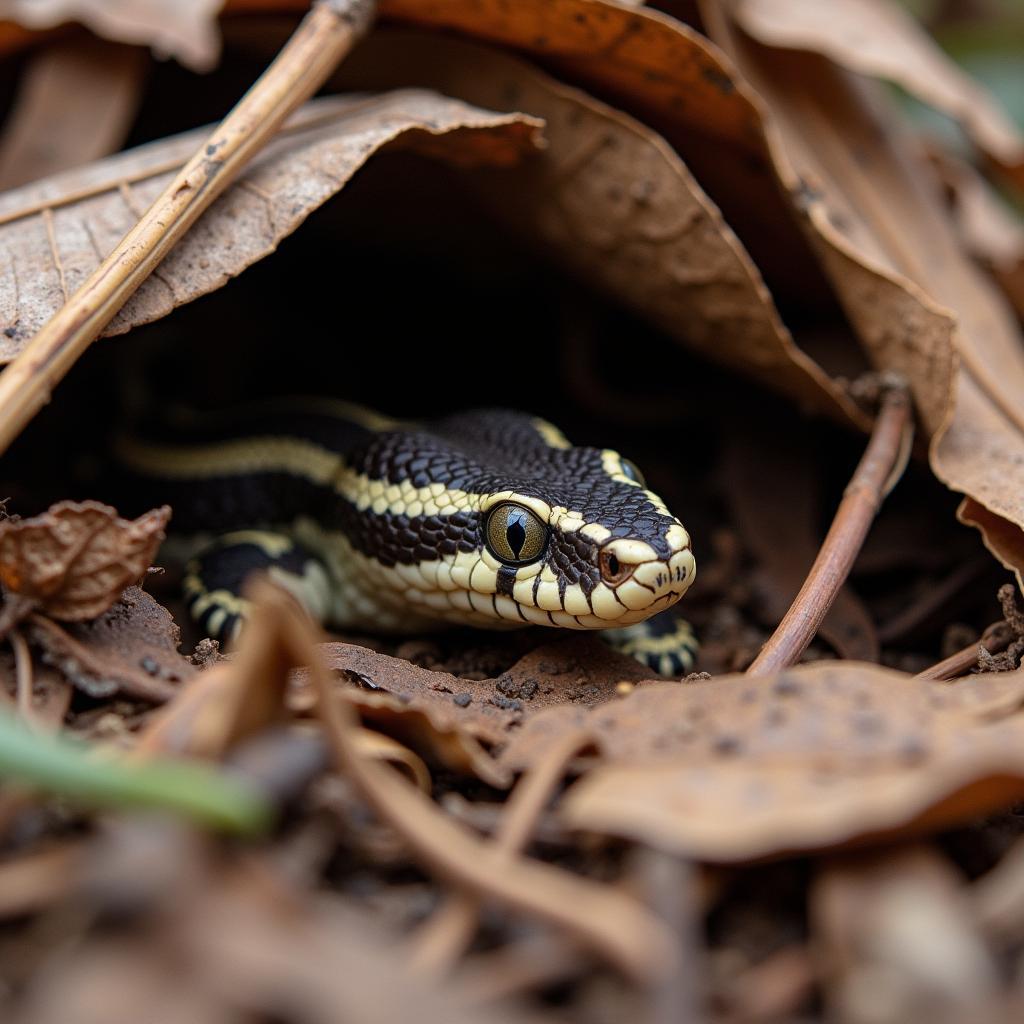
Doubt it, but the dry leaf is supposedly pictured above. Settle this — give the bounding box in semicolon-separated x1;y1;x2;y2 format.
496;662;1024;861
732;0;1024;167
320;657;512;787
25;585;193;704
2;0;765;146
0;36;145;191
316;642;524;747
701;6;1024;585
338;30;866;426
0;0;221;70
311;633;679;985
377;0;763;152
136;579;319;759
0;91;543;360
323;635;648;735
935;149;1024;321
0;501;169;627
315;634;649;785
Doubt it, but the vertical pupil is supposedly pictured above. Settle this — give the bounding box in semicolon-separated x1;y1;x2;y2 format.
608;554;620;576
505;512;528;557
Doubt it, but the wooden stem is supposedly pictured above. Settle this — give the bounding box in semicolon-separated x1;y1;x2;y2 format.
0;0;374;455
914;622;1012;681
747;386;913;676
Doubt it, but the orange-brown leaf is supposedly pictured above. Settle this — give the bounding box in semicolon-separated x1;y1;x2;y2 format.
0;500;169;621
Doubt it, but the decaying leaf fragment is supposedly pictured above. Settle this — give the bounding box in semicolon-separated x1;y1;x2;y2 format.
732;0;1024;168
315;634;648;787
0;36;145;191
26;586;192;703
0;500;169;632
0;0;222;71
701;5;1024;586
503;662;1024;862
936;150;1024;320
0;91;543;361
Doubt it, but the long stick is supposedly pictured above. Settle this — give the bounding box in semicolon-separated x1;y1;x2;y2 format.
747;385;913;676
0;0;374;455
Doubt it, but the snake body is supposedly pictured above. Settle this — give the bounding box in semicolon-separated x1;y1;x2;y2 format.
118;400;696;663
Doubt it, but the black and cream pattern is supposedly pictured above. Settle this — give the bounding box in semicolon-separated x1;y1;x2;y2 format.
118;399;696;647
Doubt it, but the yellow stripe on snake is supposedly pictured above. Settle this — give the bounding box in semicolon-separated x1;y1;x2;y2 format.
117;400;697;674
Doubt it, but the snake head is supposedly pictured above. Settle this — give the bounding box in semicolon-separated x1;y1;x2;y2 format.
358;412;697;631
467;451;696;629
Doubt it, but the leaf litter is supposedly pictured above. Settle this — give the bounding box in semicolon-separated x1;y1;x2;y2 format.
0;1;1022;1021
0;91;543;359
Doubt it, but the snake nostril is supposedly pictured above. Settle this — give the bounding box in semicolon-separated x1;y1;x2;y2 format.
600;548;635;586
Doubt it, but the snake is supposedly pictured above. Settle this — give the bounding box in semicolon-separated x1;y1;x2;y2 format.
117;399;698;674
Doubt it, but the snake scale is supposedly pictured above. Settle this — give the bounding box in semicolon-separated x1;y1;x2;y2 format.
118;399;698;674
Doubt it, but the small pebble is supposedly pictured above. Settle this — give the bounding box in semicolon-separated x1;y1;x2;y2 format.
453;692;472;707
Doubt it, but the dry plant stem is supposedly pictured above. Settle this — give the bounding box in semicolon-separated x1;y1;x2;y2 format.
10;629;37;729
309;654;676;983
747;386;913;676
409;730;592;976
0;0;375;455
914;623;1012;681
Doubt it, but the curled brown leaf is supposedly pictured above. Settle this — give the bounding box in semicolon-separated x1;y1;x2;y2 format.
0;0;222;71
0;92;543;361
0;501;169;632
338;30;866;426
732;0;1024;167
701;3;1024;585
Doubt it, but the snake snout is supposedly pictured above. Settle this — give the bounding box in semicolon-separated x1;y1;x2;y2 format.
598;536;696;616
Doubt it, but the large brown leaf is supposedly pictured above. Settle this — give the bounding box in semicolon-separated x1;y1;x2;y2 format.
0;0;222;70
0;36;145;190
732;0;1024;169
338;30;865;426
533;662;1024;862
0;91;542;361
699;4;1024;583
379;0;764;153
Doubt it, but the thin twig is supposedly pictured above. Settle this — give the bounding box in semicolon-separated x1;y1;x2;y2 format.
10;629;39;731
747;385;913;676
408;730;592;976
0;0;375;455
914;622;1012;681
305;610;677;983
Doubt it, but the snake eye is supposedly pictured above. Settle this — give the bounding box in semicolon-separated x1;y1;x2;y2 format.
485;503;548;565
619;458;646;487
